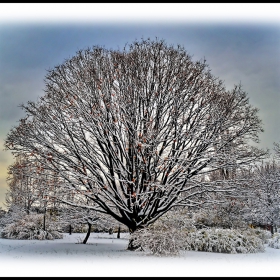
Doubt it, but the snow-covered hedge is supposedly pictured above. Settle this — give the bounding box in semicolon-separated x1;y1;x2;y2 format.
246;228;272;244
1;213;63;240
268;233;280;249
183;228;264;254
131;225;265;256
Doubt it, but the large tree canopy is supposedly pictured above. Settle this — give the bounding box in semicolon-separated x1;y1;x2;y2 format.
5;38;267;231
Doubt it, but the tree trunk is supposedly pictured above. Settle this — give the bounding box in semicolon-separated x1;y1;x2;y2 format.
127;228;143;251
83;223;92;244
117;226;121;239
127;237;136;251
69;224;72;235
43;208;46;231
270;223;274;235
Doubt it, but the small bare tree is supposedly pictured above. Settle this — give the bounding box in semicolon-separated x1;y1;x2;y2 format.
5;154;41;214
5;154;65;215
244;161;280;234
274;142;280;160
5;38;267;235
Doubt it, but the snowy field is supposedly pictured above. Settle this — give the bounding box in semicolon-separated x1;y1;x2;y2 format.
0;232;280;277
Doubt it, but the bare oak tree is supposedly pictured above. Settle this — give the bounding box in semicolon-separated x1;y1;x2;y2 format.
5;38;267;233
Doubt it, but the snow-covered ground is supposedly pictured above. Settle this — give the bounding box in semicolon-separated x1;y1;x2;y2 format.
0;232;279;277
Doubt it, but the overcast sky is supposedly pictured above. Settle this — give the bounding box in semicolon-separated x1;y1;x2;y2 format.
0;3;280;208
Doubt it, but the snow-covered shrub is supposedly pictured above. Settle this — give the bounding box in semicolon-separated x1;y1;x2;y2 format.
0;205;25;228
245;228;272;244
129;212;196;256
268;233;280;249
130;224;183;256
1;213;63;240
183;228;264;254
